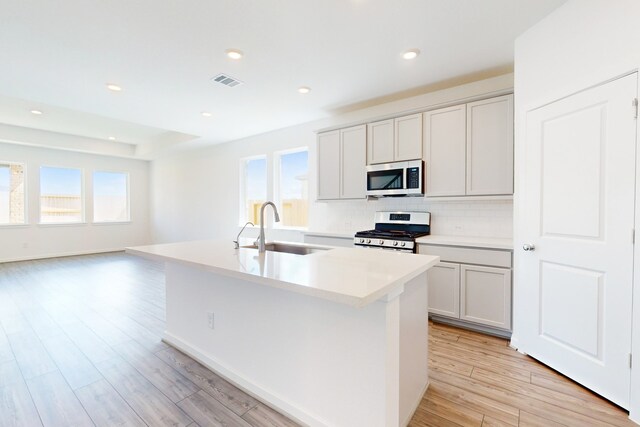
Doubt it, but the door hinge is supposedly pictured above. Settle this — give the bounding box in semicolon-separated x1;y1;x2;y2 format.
633;228;636;244
630;353;633;369
633;98;638;119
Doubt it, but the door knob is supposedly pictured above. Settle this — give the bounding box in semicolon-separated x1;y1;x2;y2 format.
523;244;535;251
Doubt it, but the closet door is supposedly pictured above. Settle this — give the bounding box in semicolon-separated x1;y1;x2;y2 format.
518;74;637;408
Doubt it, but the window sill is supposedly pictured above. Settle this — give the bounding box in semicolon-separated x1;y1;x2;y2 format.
38;222;88;227
0;223;29;229
92;221;132;225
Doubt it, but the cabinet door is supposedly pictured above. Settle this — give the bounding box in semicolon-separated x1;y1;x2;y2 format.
466;94;514;195
340;125;366;199
394;113;422;161
423;105;466;196
460;264;511;330
427;262;460;318
367;119;394;164
317;131;340;200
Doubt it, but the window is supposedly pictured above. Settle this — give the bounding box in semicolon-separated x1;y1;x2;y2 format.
275;149;308;228
40;166;83;223
241;156;267;225
93;171;129;222
0;162;26;225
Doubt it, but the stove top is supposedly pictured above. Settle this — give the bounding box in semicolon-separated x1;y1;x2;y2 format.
353;211;431;252
354;229;430;240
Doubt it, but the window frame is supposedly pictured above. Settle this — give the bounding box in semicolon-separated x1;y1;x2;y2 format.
273;147;309;231
0;160;28;227
38;165;85;225
92;170;131;224
238;154;268;227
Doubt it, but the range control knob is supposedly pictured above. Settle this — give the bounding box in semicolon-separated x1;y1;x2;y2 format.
401;242;406;247
393;241;399;246
359;238;365;244
366;239;371;244
379;240;384;245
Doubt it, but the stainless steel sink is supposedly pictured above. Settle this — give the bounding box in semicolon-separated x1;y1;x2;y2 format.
241;242;328;255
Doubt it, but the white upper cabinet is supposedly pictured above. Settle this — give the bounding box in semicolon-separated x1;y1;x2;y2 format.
394;113;423;161
317;125;366;201
466;95;514;195
317;130;341;200
423;94;513;197
367;114;423;164
340;125;367;199
424;105;466;196
367;119;394;164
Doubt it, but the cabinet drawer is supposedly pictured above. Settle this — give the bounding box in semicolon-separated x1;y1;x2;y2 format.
419;244;511;268
304;235;353;248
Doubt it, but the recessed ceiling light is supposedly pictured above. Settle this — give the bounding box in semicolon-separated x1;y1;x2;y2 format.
402;49;420;60
106;83;122;92
298;86;311;94
226;49;243;60
30;109;43;115
201;111;213;117
108;136;116;140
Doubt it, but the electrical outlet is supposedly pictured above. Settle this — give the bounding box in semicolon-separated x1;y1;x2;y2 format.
207;312;214;329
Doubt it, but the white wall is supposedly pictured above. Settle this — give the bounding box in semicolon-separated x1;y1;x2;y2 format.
151;74;515;245
0;142;150;262
513;0;640;421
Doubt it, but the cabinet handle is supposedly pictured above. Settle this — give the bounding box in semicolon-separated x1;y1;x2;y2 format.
522;244;535;252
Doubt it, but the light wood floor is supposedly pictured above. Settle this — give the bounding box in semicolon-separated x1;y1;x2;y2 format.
0;252;635;427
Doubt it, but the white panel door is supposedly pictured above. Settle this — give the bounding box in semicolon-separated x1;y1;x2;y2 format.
340;125;366;199
467;95;514;195
423;105;466;197
427;262;460;318
317;131;340;200
460;264;511;330
394;113;422;161
367;119;394;165
520;74;637;408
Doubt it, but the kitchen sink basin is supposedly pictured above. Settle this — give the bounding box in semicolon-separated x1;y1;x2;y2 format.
241;242;329;255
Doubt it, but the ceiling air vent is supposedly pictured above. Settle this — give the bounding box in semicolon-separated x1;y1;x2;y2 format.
211;73;243;87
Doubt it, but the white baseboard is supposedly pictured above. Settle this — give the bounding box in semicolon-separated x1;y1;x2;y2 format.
162;332;328;427
0;248;126;263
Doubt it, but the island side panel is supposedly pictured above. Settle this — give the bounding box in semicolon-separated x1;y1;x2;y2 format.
398;272;429;426
164;261;393;427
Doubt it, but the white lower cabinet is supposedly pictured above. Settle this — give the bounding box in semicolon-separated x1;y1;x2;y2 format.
419;243;512;334
427;262;460;318
460;264;511;330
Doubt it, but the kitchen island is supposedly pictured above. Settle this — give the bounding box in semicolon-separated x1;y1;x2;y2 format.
126;240;439;427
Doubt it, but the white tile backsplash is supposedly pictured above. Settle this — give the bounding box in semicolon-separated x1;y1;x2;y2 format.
310;198;513;238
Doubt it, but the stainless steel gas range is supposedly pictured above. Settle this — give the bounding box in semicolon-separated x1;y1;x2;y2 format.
353;211;431;253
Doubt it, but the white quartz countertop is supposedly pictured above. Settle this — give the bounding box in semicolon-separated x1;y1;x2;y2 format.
126;240;439;308
415;235;513;250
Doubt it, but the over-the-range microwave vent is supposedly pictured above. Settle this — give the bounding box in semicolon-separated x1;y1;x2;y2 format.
211;73;243;87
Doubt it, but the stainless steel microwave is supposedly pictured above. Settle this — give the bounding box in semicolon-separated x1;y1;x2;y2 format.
366;160;424;197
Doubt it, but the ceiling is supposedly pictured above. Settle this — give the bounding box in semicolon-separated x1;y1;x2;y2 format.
0;0;564;158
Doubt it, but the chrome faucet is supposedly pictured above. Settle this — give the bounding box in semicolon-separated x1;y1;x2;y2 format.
234;221;254;249
256;202;280;252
